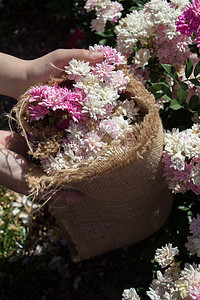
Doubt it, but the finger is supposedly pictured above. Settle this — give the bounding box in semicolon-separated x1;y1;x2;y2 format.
0;130;29;159
49;48;104;67
0;148;29;194
0;146;83;205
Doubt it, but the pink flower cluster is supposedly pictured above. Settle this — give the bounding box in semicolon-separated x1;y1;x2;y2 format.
162;125;200;195
176;0;200;51
28;85;85;130
156;24;192;65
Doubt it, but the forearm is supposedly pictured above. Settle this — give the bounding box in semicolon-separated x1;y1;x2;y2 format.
0;52;30;99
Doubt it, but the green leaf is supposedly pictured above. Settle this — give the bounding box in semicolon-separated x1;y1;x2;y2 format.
189;78;200;87
194;61;200;77
150;71;161;83
148;82;172;100
99;39;107;45
177;85;188;104
161;64;178;82
188;95;199;110
162;94;172;102
170;99;182;110
179;82;188;91
185;58;193;78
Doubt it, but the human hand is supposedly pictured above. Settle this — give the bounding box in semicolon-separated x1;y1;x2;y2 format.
0;49;103;99
26;48;104;90
0;130;83;205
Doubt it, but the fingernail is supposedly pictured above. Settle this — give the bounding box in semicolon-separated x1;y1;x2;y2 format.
91;52;103;59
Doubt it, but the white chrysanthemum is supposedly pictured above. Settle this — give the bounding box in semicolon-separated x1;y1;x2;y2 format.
192;123;200;133
168;179;187;194
100;2;123;22
155;244;179;268
84;0;111;11
170;152;185;171
82;130;104;153
183;135;200;160
91;16;106;32
64;59;91;80
164;128;184;156
179;263;200;283
66;122;85;142
94;0;111;11
98;84;119;104
89;44;103;52
122;288;140;300
147;269;181;299
82;91;107;120
144;0;182;39
146;287;161;300
190;164;200;186
170;0;189;9
135;48;151;69
164;126;200;160
100;119;121;139
119;99;140;122
115;10;153;55
174;280;189;299
112;115;132;135
81;84;119;120
42;152;83;174
75;73;101;94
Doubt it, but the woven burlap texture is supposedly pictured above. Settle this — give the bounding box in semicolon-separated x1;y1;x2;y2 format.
15;71;172;262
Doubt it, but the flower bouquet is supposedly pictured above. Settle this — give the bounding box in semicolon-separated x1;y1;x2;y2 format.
13;45;172;261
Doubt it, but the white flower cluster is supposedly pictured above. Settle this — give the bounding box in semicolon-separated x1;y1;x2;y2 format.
115;0;189;56
84;0;123;32
123;244;200;299
163;124;200;195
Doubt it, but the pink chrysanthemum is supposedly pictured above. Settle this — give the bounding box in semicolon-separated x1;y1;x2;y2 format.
91;61;115;81
89;44;126;65
28;85;86;128
189;284;200;299
28;104;49;122
29;85;49;102
176;0;200;36
108;70;130;93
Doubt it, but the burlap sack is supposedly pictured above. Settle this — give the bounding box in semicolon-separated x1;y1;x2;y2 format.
14;70;172;262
